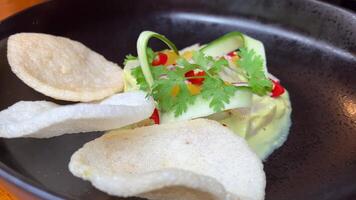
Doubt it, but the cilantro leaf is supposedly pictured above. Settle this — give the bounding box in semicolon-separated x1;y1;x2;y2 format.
123;54;137;65
131;67;149;91
152;78;197;116
209;58;228;74
131;50;238;117
149;56;198;116
192;51;228;75
173;82;197;116
176;57;195;72
237;48;272;95
192;51;212;69
151;66;167;79
201;76;237;112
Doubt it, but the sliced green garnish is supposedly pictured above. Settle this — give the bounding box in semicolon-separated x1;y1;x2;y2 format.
200;31;244;57
136;31;178;89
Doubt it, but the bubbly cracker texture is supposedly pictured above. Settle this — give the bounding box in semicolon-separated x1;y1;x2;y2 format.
0;91;154;138
7;33;124;102
69;119;266;200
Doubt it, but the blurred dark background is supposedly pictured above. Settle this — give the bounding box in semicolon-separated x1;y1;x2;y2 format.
322;0;356;11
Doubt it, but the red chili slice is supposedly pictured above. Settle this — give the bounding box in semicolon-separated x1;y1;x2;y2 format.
185;70;206;85
149;108;160;124
271;80;285;98
152;52;168;66
227;51;237;57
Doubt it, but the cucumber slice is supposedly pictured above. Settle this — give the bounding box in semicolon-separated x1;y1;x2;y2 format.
161;88;252;123
137;31;179;89
201;32;244;57
201;31;268;74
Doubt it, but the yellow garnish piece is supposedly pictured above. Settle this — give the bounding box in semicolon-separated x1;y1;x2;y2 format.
163;50;179;66
231;55;240;63
171;85;180;97
182;51;193;60
224;81;232;85
187;83;201;95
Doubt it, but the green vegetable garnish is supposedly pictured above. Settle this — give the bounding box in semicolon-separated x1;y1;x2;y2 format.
129;30;272;117
136;31;178;89
131;67;149;91
123;54;137;65
131;51;237;116
201;76;237;112
192;51;229;74
146;47;156;64
237;48;272;95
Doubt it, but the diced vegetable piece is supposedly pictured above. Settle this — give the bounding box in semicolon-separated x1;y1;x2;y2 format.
182;51;193;60
152;52;168;66
163;50;179;66
187;83;201;95
227;51;237;57
271;80;285;98
185;70;206;85
149;108;160;124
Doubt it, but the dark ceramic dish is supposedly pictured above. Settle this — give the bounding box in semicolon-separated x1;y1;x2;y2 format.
0;0;355;200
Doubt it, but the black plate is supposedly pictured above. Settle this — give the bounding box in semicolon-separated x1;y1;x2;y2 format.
0;0;355;200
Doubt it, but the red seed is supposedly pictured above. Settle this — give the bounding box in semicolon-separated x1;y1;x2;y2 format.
152;52;168;66
271;80;285;98
185;70;206;85
149;108;160;124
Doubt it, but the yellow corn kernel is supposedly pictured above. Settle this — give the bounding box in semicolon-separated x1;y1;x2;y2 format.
171;85;180;97
187;83;201;95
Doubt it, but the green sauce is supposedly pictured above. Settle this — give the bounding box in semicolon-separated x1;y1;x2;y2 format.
209;92;292;160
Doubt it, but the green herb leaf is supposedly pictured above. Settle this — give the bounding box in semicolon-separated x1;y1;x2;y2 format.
209;58;228;74
146;47;156;63
131;67;149;91
123;54;137;65
174;82;197;116
192;51;228;75
237;48;272;95
131;50;237;116
192;51;212;70
201;76;237;112
150;59;197;116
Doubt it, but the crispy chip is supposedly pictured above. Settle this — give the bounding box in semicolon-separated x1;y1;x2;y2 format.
69;119;266;200
7;33;124;102
0;91;154;138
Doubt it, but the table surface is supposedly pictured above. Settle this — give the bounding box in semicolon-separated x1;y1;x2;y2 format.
0;0;44;21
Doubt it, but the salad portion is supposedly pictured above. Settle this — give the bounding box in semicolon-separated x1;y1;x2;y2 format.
123;31;292;159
